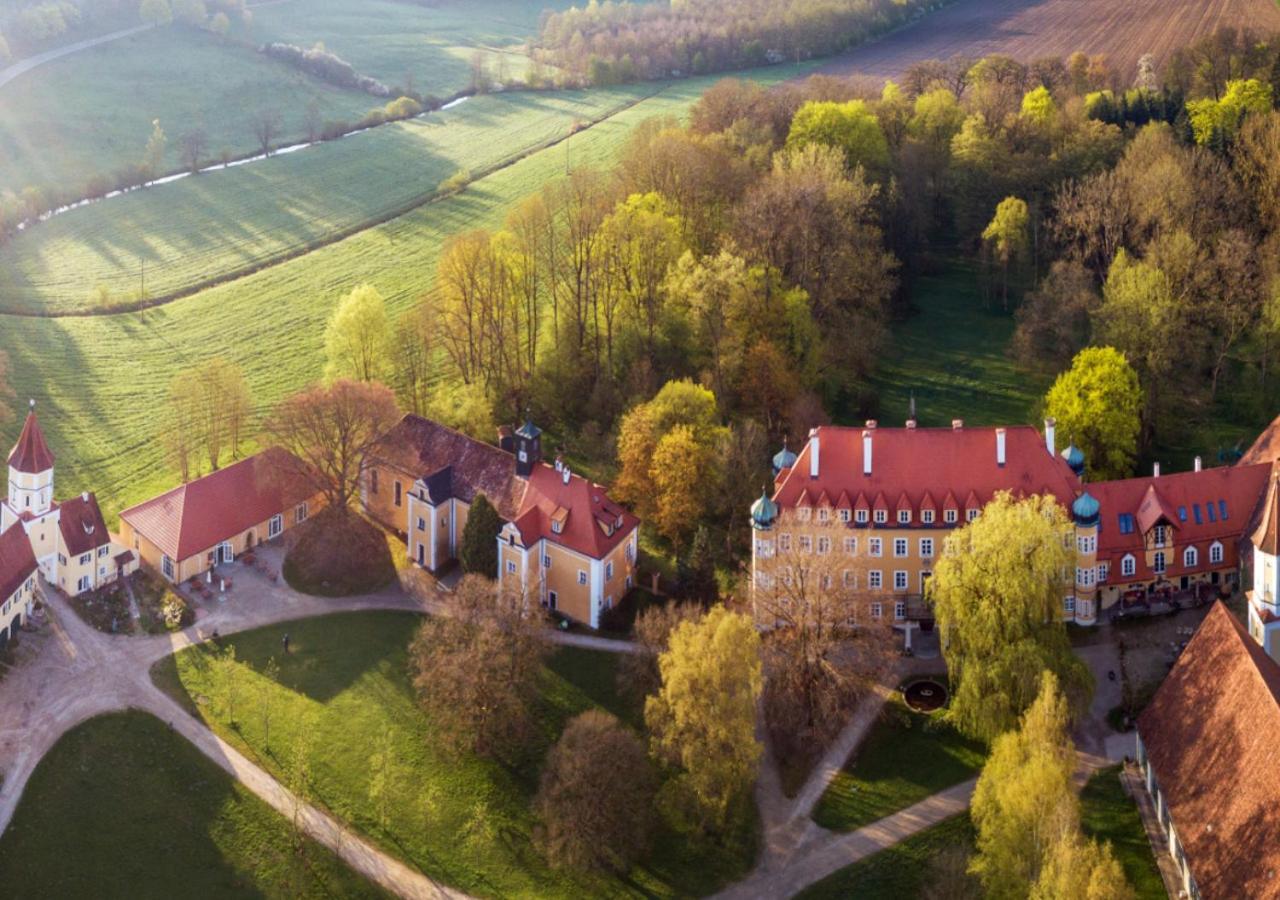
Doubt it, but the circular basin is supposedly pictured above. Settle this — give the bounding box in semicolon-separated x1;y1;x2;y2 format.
903;679;948;712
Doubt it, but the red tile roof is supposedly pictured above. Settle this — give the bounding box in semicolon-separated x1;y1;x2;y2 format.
511;465;638;559
58;492;109;557
8;410;54;474
0;520;37;603
1241;413;1280;466
119;449;315;561
1138;602;1280;900
1253;472;1280;556
1088;463;1271;582
772;424;1079;517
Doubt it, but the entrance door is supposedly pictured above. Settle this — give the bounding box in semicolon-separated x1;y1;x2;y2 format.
219;542;234;564
1180;576;1188;590
416;543;425;567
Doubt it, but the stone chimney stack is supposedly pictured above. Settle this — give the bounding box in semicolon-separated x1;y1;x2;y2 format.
809;428;820;479
1194;456;1203;472
1153;462;1161;477
863;430;872;476
996;428;1007;467
1045;417;1056;457
952;419;964;431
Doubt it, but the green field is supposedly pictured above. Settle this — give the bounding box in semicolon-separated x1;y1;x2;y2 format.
0;26;373;195
151;611;759;899
0;710;383;898
247;0;571;97
1081;766;1166;899
812;693;987;832
0;66;805;522
0;84;658;313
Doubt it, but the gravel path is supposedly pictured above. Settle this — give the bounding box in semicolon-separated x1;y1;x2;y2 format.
0;24;153;90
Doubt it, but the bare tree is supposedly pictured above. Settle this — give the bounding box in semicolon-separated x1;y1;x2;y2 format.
179;128;208;174
616;601;703;703
392;302;433;416
303;99;321;143
251;109;282;157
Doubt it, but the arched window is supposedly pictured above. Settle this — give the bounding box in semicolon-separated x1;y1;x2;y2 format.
1210;541;1224;565
1183;546;1198;568
1121;554;1136;578
1153;551;1166;574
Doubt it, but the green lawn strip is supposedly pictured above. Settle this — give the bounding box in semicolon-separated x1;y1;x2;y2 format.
796;813;976;900
0;65;809;524
0;710;385;898
150;610;757;899
0;26;372;195
1080;765;1166;899
812;694;987;832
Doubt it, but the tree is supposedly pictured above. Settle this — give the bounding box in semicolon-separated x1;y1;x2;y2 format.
1011;260;1098;372
930;492;1092;743
1031;830;1134;900
645;605;762;833
142;118;167;183
263;379;400;513
208;10;229;35
650;425;716;552
251;108;282;156
1019;85;1057;127
139;0;172;26
163;368;202;481
168;358;252;473
676;525;718;604
324;283;391;383
534;710;656;872
982;196;1030;310
459;494;502;576
970;672;1078;898
785;100;889;174
1187;78;1272;145
179;128;208;174
616;601;703;703
392;303;433;415
1044;347;1142;481
410;574;549;757
425;382;494;441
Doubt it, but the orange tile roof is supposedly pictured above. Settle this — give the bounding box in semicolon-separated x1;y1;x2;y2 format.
1138;602;1280;900
8;410;54;474
1241;413;1280;466
119;449;314;561
1253;472;1280;556
0;521;36;603
512;465;638;559
58;492;109;557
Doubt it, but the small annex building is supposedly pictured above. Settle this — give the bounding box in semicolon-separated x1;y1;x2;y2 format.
119;448;321;583
362;415;639;628
1136;601;1280;900
0;519;38;647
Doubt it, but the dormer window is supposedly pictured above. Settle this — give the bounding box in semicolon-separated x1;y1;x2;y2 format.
818;508;830;523
839;509;851;522
944;509;958;524
874;509;887;524
552;520;562;534
855;509;868;524
897;509;910;525
922;509;934;524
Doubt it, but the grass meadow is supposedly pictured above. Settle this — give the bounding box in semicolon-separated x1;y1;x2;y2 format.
0;66;806;522
0;84;658;312
0;26;373;194
0;710;384;898
150;610;759;899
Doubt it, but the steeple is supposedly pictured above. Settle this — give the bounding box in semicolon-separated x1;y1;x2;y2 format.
5;400;55;519
9;400;54;475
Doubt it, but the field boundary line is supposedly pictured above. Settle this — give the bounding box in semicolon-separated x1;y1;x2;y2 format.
0;84;668;321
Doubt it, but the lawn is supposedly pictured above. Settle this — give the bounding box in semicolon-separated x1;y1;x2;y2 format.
150;610;759;899
1081;765;1166;899
812;693;987;832
0;65;809;523
796;814;977;900
0;25;373;195
0;710;383;898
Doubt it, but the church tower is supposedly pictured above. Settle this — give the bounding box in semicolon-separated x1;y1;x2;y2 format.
1072;490;1100;625
1248;472;1280;663
4;401;55;523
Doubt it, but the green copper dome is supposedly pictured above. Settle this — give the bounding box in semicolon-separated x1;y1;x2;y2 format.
750;490;778;530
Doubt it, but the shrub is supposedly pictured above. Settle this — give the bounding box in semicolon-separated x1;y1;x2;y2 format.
320;119;350;141
162;591;192;629
459;494;501;576
437;168;471;194
282;507;396;596
261;42;391;96
383;95;423;120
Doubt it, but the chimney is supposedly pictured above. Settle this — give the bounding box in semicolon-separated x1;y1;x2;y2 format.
554;454;563;473
1194;456;1202;472
905;419;917;430
81;491;88;502
1153;462;1161;477
863;429;872;476
1044;417;1056;457
497;425;514;453
996;428;1006;467
865;419;878;429
952;419;964;431
562;466;571;485
809;428;820;479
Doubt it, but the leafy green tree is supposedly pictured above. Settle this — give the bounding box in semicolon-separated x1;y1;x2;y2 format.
324;283;391;383
139;0;172;25
425;382;494;440
931;493;1092;743
142;118;167;182
650;425;716;552
785;99;890;174
646;605;762;834
970;672;1078;898
1020;86;1058;127
459;494;502;577
677;525;719;604
534;710;656;872
1031;830;1134;900
1044;347;1142;480
982;196;1030;310
1187;78;1273;145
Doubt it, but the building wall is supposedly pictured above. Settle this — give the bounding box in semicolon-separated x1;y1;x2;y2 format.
0;574;36;646
498;526;639;628
360;462;411;536
57;543;114;594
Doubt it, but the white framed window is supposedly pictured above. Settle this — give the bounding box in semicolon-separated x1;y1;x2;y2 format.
798;507;811;522
98;545;109;557
817;537;831;555
577;570;588;585
1098;561;1109;582
506;560;517;574
79;552;91;565
893;570;908;591
893;538;908;558
919;538;934;558
922;509;935;524
894;600;906;619
799;535;813;553
839;509;851;522
869;538;883;557
1152;525;1167;547
416;516;426;532
897;509;911;525
756;539;774;558
77;575;91;592
295;502;308;523
606;561;614;579
1183;546;1197;568
874;509;888;524
870;601;883;618
269;513;284;538
818;507;830;522
1153;551;1166;574
543;554;552;568
1121;554;1136;578
1064;596;1075;615
868;570;883;589
966;508;979;522
944;509;958;524
162;555;175;580
779;533;792;552
855;509;869;524
1210;541;1223;564
843;537;857;555
920;570;932;592
843;570;856;588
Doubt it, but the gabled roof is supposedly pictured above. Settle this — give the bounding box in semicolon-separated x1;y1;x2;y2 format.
1135;483;1180;534
510;465;638;559
58;492;109;557
0;520;37;603
8;409;54;475
119;449;315;561
1253;472;1280;556
1241;413;1280;466
1138;602;1280;900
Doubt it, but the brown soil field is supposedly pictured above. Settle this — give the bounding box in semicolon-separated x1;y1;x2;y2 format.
813;0;1280;81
